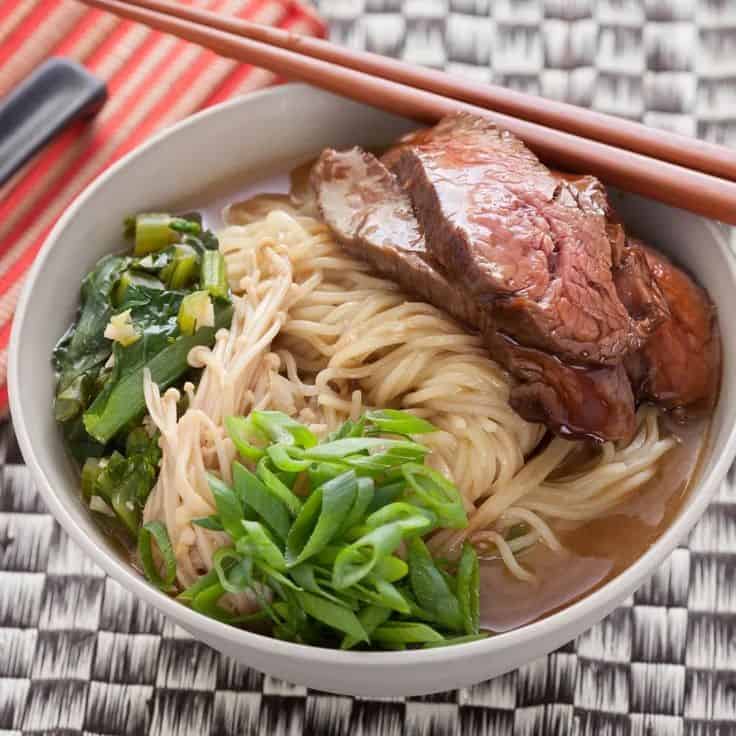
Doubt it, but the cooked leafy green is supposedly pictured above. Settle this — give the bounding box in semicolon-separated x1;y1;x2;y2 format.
83;289;232;444
125;211;219;256
53;254;129;397
83;426;161;537
53;211;233;537
83;317;230;444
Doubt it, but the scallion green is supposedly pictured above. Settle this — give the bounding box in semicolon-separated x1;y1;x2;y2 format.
138;521;176;591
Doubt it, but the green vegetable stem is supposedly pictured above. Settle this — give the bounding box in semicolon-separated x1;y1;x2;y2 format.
201;250;229;300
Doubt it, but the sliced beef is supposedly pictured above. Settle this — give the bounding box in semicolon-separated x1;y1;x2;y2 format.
392;113;665;366
558;173;671;330
613;240;670;326
505;344;635;441
625;243;720;412
306;145;473;321
556;169;715;410
381;127;436;169
311;147;636;441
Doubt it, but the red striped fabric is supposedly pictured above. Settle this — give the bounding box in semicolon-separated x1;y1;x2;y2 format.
0;0;325;415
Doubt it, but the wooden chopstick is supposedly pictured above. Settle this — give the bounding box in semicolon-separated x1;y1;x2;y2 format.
79;0;736;226
112;0;736;184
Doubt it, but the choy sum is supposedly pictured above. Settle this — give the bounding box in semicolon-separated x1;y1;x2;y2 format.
53;212;233;537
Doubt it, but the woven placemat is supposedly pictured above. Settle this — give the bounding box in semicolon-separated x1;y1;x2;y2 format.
3;1;736;734
320;0;736;145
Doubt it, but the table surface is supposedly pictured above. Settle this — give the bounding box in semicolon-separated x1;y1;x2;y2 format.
3;2;736;734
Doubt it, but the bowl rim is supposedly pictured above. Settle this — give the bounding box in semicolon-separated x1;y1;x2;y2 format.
10;82;736;668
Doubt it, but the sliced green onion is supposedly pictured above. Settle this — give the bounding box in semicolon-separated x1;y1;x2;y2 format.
239;520;287;571
109;408;486;650
289;563;351;607
206;473;245;541
213;547;253;594
295;591;368;643
200;250;229;300
308;461;350;488
271;588;314;643
192;515;224;531
343;445;429;473
300;437;428;461
255;591;288;631
191;582;231;620
289;562;329;594
407;537;464;633
251;411;317;449
341;605;392;649
191;581;265;625
332;522;408;589
232;462;291;542
366;481;405;514
256;458;302;516
361;577;412;614
326;416;366;441
365;502;436;533
365;409;436;436
178;291;214;336
132;213;178;256
457;543;480;635
225;415;267;461
138;521;176;591
286;471;358;566
373;555;409;583
267;444;311;473
422;633;489;649
254;559;303;593
337;476;374;536
372;622;445;645
402;463;468;529
177;568;219;603
314;545;342;566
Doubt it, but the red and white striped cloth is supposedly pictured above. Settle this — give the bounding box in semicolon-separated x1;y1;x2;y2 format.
0;0;325;414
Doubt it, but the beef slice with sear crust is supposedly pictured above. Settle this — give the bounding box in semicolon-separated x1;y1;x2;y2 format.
625;242;720;413
311;146;637;441
392;112;664;367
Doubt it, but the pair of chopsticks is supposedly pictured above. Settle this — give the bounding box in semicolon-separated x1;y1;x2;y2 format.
79;0;736;226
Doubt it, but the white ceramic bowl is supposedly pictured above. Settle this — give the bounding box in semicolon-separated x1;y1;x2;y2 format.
10;84;736;697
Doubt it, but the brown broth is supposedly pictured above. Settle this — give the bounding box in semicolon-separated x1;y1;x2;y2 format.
479;416;708;631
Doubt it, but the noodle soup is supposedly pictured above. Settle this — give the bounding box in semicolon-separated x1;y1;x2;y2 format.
215;189;709;631
51;121;719;650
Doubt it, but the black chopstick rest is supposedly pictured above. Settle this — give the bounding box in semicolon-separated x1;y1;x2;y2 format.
0;57;107;187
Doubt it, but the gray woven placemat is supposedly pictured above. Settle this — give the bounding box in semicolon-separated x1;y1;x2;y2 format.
3;2;736;734
320;0;736;145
